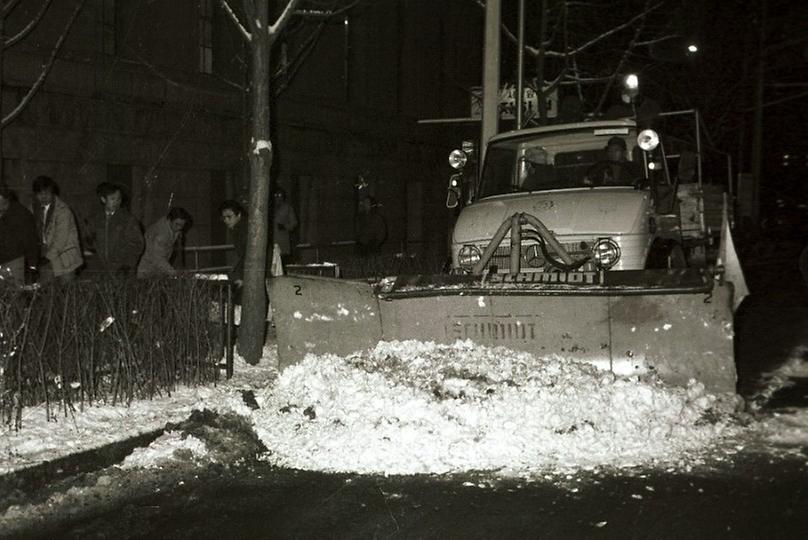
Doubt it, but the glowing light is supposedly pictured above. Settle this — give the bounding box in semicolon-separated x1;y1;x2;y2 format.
624;74;639;90
687;44;698;53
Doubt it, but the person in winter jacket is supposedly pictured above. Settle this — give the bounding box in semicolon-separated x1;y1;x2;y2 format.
355;195;387;256
272;187;298;268
87;183;144;277
32;176;83;284
219;200;247;299
137;207;191;278
0;188;38;285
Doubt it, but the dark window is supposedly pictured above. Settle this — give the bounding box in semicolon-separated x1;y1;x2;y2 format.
199;0;213;73
101;0;115;55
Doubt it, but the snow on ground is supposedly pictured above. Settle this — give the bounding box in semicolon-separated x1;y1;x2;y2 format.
747;346;808;451
1;341;807;477
0;345;276;475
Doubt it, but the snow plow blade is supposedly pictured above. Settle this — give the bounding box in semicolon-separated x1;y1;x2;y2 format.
268;269;739;394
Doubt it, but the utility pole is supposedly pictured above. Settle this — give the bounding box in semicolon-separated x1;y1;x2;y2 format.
749;0;766;227
515;0;525;130
481;0;500;164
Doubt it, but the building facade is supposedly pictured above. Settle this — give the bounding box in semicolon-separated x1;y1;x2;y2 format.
1;0;483;270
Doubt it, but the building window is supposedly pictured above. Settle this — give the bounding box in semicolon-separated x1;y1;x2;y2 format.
199;0;213;73
101;0;115;55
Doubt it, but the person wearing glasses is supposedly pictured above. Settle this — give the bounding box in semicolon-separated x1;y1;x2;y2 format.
219;200;247;299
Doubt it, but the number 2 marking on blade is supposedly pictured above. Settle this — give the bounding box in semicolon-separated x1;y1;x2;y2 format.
293;285;302;296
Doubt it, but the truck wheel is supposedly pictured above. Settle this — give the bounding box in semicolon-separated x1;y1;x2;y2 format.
667;244;687;269
647;240;688;269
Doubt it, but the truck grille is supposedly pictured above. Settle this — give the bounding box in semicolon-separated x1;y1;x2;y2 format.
488;240;593;271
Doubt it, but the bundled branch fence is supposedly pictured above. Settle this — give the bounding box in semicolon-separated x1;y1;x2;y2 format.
0;277;233;430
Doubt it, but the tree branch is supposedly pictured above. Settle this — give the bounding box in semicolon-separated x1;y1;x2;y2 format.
1;0;86;128
4;0;55;48
273;21;326;95
219;0;251;41
269;0;302;37
1;0;21;18
296;0;361;19
481;0;664;59
553;2;664;57
593;1;650;115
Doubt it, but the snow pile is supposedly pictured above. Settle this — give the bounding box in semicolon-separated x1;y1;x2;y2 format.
748;346;808;409
747;346;808;451
118;431;209;469
253;340;739;476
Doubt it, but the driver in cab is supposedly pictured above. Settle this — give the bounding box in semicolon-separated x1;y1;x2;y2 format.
584;136;641;187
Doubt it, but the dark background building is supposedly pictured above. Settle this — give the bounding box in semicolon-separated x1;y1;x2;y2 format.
1;0;482;270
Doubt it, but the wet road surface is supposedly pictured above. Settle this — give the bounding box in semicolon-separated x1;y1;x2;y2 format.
54;451;806;539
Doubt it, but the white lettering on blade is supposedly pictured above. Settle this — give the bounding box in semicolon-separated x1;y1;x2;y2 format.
447;318;537;341
489;271;598;285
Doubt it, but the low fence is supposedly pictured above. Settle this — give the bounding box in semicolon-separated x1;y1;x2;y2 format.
0;277;234;430
182;241;448;279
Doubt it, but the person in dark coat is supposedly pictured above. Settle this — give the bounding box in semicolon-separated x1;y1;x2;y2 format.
355;195;387;256
219;200;247;300
0;188;38;285
87;183;144;277
584;136;642;187
272;188;298;269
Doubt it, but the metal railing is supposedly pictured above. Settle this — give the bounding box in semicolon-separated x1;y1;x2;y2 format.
182;243;341;277
183;244;234;273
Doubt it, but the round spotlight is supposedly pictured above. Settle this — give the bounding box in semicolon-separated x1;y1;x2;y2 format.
687;44;698;53
592;239;621;269
449;149;468;170
637;129;660;151
623;74;639;90
458;245;481;268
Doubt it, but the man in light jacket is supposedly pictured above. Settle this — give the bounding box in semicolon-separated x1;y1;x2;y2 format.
137;207;191;278
32;176;83;284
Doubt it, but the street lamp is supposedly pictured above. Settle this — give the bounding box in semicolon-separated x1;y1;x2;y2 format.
622;73;639;104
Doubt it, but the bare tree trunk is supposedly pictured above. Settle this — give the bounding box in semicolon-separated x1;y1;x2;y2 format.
220;0;301;364
239;0;272;364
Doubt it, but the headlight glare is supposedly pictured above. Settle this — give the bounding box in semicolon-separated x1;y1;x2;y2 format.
637;129;659;151
449;149;468;170
592;239;621;269
458;245;481;268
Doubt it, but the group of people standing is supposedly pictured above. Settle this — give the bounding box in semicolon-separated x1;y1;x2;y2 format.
0;177;191;286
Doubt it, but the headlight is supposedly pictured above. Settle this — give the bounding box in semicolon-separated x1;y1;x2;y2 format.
592;239;621;269
637;129;659;151
458;245;481;268
449;149;468;170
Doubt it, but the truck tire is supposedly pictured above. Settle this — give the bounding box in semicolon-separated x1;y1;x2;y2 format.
646;239;687;270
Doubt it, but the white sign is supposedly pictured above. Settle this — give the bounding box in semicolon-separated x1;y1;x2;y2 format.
471;84;558;120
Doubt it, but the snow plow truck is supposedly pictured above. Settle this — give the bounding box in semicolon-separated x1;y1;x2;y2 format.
268;110;747;395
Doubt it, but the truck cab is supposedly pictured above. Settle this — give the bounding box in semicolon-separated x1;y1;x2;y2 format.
447;115;721;274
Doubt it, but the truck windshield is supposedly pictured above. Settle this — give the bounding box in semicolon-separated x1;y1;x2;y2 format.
478;128;641;198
